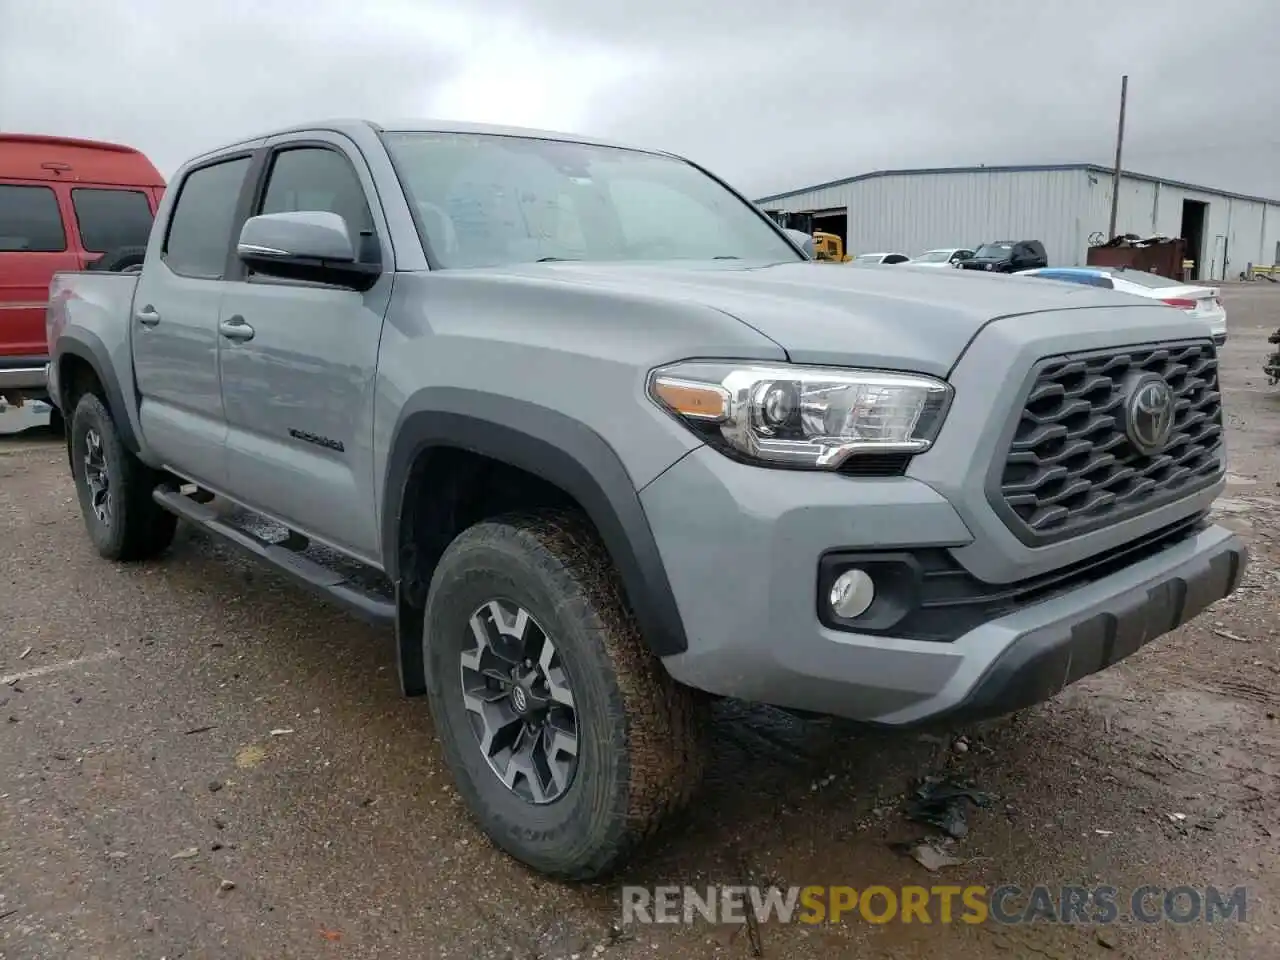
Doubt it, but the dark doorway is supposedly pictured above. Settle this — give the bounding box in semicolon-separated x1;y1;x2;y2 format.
810;208;849;249
764;210;813;235
1180;199;1207;281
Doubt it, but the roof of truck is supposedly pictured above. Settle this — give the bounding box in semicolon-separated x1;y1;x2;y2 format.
187;118;650;165
0;133;165;185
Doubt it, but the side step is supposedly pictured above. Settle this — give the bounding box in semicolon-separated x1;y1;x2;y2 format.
152;487;395;627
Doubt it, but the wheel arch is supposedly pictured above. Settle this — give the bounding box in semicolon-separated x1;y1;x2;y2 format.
53;331;141;453
382;388;690;672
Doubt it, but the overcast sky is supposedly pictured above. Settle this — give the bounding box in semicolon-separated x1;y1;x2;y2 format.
2;0;1276;201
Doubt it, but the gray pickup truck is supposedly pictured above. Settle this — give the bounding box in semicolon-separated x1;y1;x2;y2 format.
47;118;1244;880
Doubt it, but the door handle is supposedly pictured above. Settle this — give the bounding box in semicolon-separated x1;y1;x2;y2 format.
135;306;161;326
219;316;255;342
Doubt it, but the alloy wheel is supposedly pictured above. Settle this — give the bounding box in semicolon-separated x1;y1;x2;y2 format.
83;427;112;525
459;599;579;804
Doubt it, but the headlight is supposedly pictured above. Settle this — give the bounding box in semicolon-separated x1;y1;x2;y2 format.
647;361;952;470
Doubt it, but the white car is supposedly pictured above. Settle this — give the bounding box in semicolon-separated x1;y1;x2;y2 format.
851;252;910;265
909;248;974;268
1018;266;1227;344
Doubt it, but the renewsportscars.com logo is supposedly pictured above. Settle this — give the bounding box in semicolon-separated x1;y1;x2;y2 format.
621;884;1248;926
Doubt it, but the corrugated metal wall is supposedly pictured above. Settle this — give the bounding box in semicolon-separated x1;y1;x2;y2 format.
763;168;1280;274
1083;174;1276;280
763;169;1089;265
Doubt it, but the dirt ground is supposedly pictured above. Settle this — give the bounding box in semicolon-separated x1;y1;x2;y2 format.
2;287;1279;960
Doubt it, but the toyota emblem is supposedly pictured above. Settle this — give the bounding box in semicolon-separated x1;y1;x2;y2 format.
1124;374;1176;455
511;686;528;713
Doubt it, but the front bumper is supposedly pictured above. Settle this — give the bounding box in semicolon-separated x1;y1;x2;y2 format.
927;523;1244;725
642;446;1245;725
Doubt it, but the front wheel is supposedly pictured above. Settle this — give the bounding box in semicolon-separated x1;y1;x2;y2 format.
423;510;709;880
69;392;176;561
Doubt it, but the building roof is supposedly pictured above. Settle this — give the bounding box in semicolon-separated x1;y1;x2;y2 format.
755;162;1280;208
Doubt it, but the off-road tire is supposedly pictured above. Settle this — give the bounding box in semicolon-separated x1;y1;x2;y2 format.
70;392;176;561
423;510;709;880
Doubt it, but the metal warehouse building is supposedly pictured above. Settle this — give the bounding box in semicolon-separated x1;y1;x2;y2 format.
757;163;1280;282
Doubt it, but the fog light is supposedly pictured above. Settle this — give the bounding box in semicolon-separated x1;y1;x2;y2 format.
829;568;875;619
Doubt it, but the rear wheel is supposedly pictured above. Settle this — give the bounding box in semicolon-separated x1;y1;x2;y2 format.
69;392;176;561
423;510;708;880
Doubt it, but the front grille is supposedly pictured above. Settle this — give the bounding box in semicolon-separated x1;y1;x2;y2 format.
995;340;1223;542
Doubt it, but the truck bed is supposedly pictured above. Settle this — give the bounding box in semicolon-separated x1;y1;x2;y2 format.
48;269;140;333
47;270;139;364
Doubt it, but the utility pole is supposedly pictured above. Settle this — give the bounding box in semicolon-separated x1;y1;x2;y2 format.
1107;75;1129;242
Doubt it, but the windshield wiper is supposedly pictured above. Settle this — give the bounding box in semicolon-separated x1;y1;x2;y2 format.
534;256;578;262
712;255;741;260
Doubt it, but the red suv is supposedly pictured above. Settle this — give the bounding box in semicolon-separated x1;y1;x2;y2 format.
1;133;164;422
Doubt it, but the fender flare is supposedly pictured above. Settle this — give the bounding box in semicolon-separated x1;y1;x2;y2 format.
53;330;142;454
382;387;688;658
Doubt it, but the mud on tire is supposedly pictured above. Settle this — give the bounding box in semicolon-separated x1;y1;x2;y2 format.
423;509;709;880
70;392;176;561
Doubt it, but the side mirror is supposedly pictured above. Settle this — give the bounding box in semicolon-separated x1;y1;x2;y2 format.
237;211;380;291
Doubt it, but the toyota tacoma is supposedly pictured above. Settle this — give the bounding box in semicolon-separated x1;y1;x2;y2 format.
46;119;1244;880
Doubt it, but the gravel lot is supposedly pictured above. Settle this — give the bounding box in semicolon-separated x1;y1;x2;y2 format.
3;287;1279;960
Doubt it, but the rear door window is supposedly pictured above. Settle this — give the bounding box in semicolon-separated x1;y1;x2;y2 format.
162;156;252;278
0;184;66;252
72;188;154;252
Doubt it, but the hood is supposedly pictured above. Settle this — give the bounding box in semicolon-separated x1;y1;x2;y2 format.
468;260;1152;377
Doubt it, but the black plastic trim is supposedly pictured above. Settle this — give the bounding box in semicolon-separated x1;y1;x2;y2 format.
220;147;270;283
382;388;688;657
153;487;395;626
395;581;426;698
818;512;1209;642
0;354;47;370
52;331;139;452
817;551;926;633
935;537;1246;725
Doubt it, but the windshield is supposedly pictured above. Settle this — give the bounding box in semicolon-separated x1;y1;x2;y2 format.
381;131;800;268
1112;269;1181;289
914;250;951;262
975;243;1013;258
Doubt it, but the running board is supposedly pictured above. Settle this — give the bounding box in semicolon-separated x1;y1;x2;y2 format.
152;487;395;627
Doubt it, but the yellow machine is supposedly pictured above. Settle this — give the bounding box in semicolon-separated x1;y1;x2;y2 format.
811;231;851;262
762;211;850;262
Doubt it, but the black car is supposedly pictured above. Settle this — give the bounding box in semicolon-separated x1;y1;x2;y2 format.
958;239;1047;273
